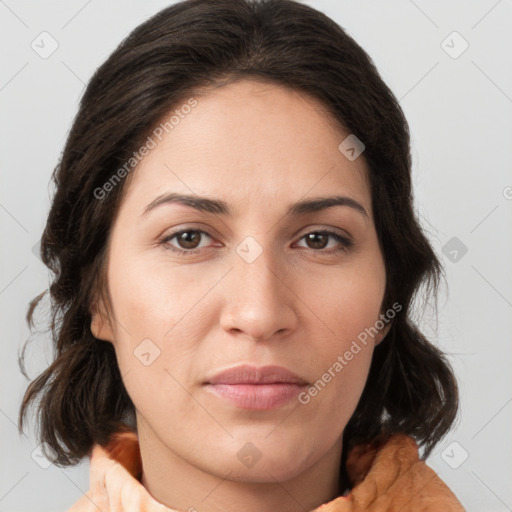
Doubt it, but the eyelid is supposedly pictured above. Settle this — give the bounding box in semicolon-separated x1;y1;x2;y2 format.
294;224;352;241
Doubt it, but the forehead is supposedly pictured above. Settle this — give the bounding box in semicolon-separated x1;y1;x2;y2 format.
120;78;372;219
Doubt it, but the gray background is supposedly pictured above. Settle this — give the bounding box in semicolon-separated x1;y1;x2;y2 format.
1;1;511;511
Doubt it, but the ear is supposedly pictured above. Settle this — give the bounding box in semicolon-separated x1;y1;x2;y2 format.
90;296;114;343
374;319;392;346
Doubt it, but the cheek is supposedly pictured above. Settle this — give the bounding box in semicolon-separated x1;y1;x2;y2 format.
105;254;213;411
309;263;385;346
107;245;227;336
298;335;374;447
299;259;385;411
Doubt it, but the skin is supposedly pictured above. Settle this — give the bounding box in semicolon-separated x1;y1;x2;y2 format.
91;78;390;512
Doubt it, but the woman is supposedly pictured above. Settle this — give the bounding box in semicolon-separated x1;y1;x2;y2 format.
18;0;464;510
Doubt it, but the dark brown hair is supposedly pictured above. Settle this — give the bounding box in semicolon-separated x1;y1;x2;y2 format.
18;0;458;489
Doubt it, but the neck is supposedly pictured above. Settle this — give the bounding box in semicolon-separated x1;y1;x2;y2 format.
138;424;343;512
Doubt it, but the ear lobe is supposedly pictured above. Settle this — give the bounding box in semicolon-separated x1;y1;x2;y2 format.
90;298;114;343
374;320;392;346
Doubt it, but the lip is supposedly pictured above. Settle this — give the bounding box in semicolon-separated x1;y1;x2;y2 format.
204;364;308;411
206;364;308;385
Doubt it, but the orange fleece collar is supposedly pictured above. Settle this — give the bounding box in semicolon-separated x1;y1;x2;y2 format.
67;431;465;512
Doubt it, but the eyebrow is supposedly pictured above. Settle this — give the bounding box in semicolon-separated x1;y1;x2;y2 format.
142;192;368;218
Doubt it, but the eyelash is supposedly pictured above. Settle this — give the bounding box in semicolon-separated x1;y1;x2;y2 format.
159;228;353;256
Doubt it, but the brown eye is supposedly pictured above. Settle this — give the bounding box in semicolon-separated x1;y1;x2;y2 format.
161;229;213;254
175;231;202;249
304;232;329;249
297;230;352;253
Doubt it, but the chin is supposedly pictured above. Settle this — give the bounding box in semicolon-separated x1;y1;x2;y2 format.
209;453;310;484
203;434;317;483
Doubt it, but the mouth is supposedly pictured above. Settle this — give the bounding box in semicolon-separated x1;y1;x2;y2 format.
203;364;309;411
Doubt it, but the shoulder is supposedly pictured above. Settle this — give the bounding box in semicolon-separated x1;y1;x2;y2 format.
346;435;466;511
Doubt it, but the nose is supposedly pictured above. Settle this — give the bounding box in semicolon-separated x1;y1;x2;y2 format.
219;239;298;342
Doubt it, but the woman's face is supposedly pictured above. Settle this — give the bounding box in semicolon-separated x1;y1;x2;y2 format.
92;78;388;483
